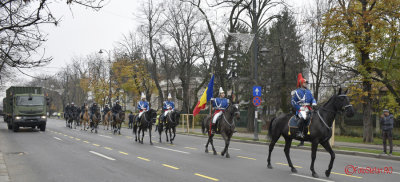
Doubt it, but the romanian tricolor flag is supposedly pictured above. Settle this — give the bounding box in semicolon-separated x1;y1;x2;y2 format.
193;75;214;116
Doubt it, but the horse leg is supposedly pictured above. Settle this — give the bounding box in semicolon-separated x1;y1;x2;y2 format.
310;141;319;178
95;121;98;134
165;128;169;142
141;128;145;144
220;132;228;157
283;137;297;173
134;126;138;142
267;135;280;169
172;127;176;142
205;135;210;153
118;122;121;135
320;140;335;177
149;126;153;145
158;124;162;143
169;127;173;144
210;135;217;155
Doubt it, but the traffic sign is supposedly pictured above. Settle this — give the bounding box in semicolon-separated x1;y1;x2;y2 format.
253;96;262;107
253;86;262;97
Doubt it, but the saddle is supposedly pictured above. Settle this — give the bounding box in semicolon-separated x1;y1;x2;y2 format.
288;115;312;136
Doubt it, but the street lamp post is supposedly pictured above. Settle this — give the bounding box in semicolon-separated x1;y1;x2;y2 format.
252;0;259;141
99;49;112;107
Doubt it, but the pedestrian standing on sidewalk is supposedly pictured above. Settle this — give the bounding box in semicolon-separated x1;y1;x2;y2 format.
380;109;394;156
128;112;134;129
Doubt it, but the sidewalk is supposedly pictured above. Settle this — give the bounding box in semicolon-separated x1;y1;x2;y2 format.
183;128;400;152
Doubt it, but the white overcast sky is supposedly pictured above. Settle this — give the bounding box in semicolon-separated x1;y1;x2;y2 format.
0;0;307;100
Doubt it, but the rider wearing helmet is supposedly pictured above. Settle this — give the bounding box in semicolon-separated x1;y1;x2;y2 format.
90;102;99;121
112;101;122;121
136;92;149;123
210;87;229;134
103;104;111;118
160;93;175;123
291;73;317;138
80;102;87;119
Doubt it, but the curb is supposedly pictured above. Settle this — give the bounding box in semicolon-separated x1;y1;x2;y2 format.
0;152;10;182
177;132;400;161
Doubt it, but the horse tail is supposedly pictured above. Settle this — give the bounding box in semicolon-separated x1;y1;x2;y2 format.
268;117;276;138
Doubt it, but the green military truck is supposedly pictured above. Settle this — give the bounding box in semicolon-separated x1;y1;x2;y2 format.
3;86;48;132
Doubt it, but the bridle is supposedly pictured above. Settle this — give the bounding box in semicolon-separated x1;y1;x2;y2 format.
318;94;352;130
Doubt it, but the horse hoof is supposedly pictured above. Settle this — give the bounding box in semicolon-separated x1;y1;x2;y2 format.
221;152;225;156
325;170;331;177
205;149;208;153
150;142;153;145
213;151;217;155
267;164;273;169
226;153;230;158
312;172;319;178
291;168;297;173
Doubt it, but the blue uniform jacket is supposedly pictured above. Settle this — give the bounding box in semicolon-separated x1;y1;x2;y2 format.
163;101;175;110
212;98;229;110
291;88;317;115
137;101;149;111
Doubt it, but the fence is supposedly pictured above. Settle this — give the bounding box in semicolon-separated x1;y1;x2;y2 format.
179;114;207;133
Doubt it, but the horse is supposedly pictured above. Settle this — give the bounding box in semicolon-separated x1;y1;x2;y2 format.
64;112;70;127
203;103;240;158
164;110;180;144
134;109;157;144
267;88;354;178
67;112;74;129
103;111;112;130
81;107;90;131
112;111;125;135
72;111;80;129
90;109;101;133
156;115;164;143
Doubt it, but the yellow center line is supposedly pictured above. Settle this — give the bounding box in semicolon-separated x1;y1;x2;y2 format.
184;147;198;150
275;163;303;168
92;144;100;147
83;141;90;144
331;172;362;179
137;157;150;161
69;136;74;139
237;156;256;160
64;135;68;136
75;138;81;141
162;164;179;170
194;173;219;181
119;151;129;155
104;147;112;150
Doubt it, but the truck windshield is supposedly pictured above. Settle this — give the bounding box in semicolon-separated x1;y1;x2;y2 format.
16;96;44;106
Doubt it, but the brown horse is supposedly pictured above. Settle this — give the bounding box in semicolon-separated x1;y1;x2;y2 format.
103;111;112;130
81;107;89;131
203;103;240;158
91;108;101;133
112;111;125;135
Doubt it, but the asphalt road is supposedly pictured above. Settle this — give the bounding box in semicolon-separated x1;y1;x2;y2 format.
0;118;399;182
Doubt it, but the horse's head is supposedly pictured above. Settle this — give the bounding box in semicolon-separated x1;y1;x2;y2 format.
227;103;240;120
148;109;157;122
333;88;355;117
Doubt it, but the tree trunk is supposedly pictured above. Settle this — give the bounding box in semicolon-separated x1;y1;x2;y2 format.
362;52;373;143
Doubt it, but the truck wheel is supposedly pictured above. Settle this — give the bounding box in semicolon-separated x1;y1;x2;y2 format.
40;124;46;131
12;124;19;132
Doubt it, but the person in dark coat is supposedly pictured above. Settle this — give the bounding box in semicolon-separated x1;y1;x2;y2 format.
380;109;394;155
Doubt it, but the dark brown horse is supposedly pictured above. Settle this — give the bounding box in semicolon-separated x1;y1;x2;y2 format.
164;110;180;144
267;88;354;178
203;103;240;158
134;109;157;144
112;111;125;135
90;109;101;133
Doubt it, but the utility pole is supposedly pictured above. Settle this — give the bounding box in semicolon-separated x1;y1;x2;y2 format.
99;49;112;107
252;0;259;141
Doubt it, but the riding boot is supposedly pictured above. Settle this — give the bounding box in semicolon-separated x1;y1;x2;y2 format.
211;123;217;134
296;118;304;138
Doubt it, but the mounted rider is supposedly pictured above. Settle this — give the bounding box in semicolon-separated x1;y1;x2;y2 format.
64;103;70;118
89;102;99;121
160;93;175;123
136;92;149;123
291;73;317;138
80;102;87;119
210;87;229;134
112;100;122;121
69;102;78;117
103;104;111;118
